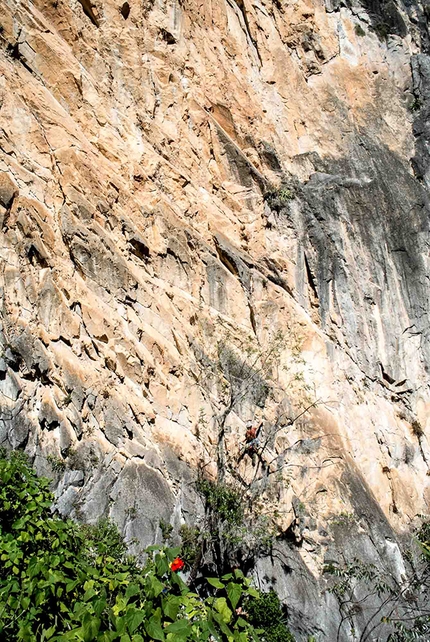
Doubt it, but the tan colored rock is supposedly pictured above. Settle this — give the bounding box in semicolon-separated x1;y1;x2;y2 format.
1;0;430;634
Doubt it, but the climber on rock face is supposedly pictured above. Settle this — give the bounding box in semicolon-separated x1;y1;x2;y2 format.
245;423;257;442
240;420;261;465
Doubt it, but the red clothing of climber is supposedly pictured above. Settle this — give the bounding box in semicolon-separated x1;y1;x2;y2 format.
245;426;257;442
238;421;262;464
244;422;260;463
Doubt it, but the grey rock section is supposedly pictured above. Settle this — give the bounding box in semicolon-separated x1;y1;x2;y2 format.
326;0;428;50
273;139;430;391
412;54;430;186
257;466;417;641
109;460;175;551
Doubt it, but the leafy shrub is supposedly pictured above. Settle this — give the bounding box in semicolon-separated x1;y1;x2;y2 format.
417;519;430;561
179;524;202;567
264;186;294;211
373;22;390;41
47;453;67;473
246;590;295;642
159;518;174;544
410;98;422;112
0;449;295;641
196;478;244;526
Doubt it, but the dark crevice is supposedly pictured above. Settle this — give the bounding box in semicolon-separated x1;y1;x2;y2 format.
120;2;130;19
4;349;22;372
249;303;258;337
304;253;319;306
1;191;17;231
39;418;60;431
215;245;240;278
259;142;283;173
129;237;150;262
262;258;294;297
166;247;188;270
76;0;100;27
380;363;396;385
160;28;176;44
21;363;52;385
28;245;49;269
230;0;263;67
17;429;30;452
6;43;37;77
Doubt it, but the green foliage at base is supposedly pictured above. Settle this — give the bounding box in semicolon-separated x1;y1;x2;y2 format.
246;591;295;642
0;450;295;642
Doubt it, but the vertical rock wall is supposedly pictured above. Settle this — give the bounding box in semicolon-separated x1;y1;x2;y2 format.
0;0;429;637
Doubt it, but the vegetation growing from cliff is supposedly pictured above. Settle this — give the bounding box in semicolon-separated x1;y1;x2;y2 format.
166;475;276;584
324;521;430;641
263;185;295;212
0;449;296;641
189;320;332;585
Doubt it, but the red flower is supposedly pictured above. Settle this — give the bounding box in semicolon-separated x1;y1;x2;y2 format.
170;557;185;572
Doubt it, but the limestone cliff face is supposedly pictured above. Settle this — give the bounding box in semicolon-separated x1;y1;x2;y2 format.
0;0;429;637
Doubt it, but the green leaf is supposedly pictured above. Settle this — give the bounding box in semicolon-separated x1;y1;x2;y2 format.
82;613;101;642
207;578;225;590
94;597;107;617
165;619;190;634
125;584;140;600
83;587;97;602
42;626;56;640
145;616;165;641
162;596;181;621
165;547;181;562
206;619;222;642
150;576;165;597
226;582;242;610
155;555;169;577
21;596;30;610
214;597;232;623
212;611;233;638
126;608;145;634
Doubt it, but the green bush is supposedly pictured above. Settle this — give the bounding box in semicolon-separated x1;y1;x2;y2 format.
246;590;295;642
0;449;295;641
196;479;244;526
264;187;294;212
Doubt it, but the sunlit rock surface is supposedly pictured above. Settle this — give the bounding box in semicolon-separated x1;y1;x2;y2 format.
0;0;429;637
